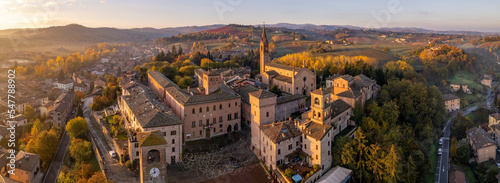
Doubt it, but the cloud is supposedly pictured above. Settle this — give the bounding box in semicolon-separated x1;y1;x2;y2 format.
100;0;106;3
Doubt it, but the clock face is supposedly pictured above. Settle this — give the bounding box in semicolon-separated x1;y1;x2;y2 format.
150;167;159;178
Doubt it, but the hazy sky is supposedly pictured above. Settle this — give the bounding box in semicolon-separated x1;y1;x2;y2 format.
1;0;499;32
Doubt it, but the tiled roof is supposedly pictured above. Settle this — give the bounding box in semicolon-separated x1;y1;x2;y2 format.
266;63;301;71
234;85;259;104
326;74;342;81
249;89;277;99
265;70;278;76
273;74;293;83
311;88;331;95
14;151;40;172
490;113;500;120
354;74;375;87
260;120;302;143
443;94;459;101
148;71;176;88
51;91;74;113
204;70;220;76
138;130;167;147
166;84;241;106
467;127;495;150
317;166;353;183
303;120;332;140
277;94;306;105
331;99;352;118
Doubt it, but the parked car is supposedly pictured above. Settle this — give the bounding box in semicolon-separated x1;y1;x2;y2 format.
439;138;443;146
109;151;117;158
438;148;442;155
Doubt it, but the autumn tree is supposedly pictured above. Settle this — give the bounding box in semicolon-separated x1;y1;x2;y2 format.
66;117;89;139
24;105;36;120
70;138;93;162
88;172;113;183
25;129;59;169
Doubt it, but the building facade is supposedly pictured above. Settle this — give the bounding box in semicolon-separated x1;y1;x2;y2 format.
467;127;496;163
443;94;460;112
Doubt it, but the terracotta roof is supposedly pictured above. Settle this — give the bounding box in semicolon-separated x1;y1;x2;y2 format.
204;70;220;76
234;85;259;104
50;91;74;113
331;99;352;118
336;83;362;99
266;63;301;72
443;94;459;101
490;113;500;120
148;71;176;88
467;127;495;150
265;70;278;76
277;94;306;105
303;121;332;140
354;74;375;87
138;130;167;147
166;84;241;105
14;151;40;172
311;88;331;95
449;170;466;183
249;89;277;99
260;120;302;143
273;74;293;83
326;74;342;81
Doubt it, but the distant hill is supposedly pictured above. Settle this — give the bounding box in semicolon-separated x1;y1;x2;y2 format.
0;24;225;43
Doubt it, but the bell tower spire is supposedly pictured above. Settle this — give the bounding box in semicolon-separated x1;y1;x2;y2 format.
260;22;270;75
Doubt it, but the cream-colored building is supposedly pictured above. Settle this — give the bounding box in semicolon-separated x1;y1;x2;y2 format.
481;74;493;87
325;74;380;107
119;85;183;164
1;151;42;183
47;91;75;128
148;71;242;141
467;127;496;163
450;83;470;93
490;113;500;127
259;26;316;96
443;94;460;112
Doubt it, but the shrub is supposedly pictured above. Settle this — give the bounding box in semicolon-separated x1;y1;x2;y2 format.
313;164;320;171
284;168;294;178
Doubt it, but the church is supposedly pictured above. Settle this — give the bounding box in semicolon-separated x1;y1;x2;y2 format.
259;26;317;96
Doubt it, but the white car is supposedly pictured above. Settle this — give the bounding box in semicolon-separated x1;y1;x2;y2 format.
439;138;443;146
109;151;117;158
438;148;442;155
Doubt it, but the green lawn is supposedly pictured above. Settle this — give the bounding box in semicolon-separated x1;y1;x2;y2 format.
447;71;484;92
463;165;478;183
426;142;438;183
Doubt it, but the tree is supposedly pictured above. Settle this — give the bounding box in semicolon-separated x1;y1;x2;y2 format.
284;168;294;178
451;114;474;139
269;85;282;96
456;138;470;165
70;138;93;162
88;172;112;183
24;105;35;120
383;145;400;182
77;163;95;180
450;137;458;159
30;119;44;139
383;47;391;52
25;129;59;169
66;117;89;139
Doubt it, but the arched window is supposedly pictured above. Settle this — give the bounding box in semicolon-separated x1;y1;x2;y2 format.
192;108;195;114
303;77;306;82
199;107;202;113
318;112;321;118
314;98;319;105
147;150;161;164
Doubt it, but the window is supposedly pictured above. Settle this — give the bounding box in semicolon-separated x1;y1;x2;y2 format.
328;151;330;155
219;116;223;123
199;120;202;126
192;108;195;114
278;149;281;155
206;106;209;112
316;155;318;160
328;141;330;146
213;128;216;132
200;130;202;135
288;144;292;150
228;114;232;120
135;143;138;148
219;124;222;128
266;112;269;117
303;77;306;82
172;139;175;144
162;132;166;136
172;147;175;152
136;152;139;156
171;131;176;136
234;113;239;119
304;144;307;149
192;121;195;128
206;119;209;126
213;105;216;111
314;98;319;105
316;145;318;150
229;103;231;107
220;104;222;109
296;141;298;146
199;107;202;113
213;118;216;123
235;102;238;106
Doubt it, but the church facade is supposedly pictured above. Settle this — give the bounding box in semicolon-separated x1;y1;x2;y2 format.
259;26;316;96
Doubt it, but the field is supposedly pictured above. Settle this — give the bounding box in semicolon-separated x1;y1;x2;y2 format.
447;71;484;92
313;46;399;67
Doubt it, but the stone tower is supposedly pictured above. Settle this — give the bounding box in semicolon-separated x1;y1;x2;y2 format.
202;70;221;95
310;88;331;124
138;130;168;183
248;89;276;155
260;25;270;75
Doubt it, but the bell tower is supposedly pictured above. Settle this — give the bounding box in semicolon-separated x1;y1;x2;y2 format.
138;130;168;183
260;24;270;75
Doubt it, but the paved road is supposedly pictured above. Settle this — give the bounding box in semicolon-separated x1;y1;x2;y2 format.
43;113;74;183
435;87;496;183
